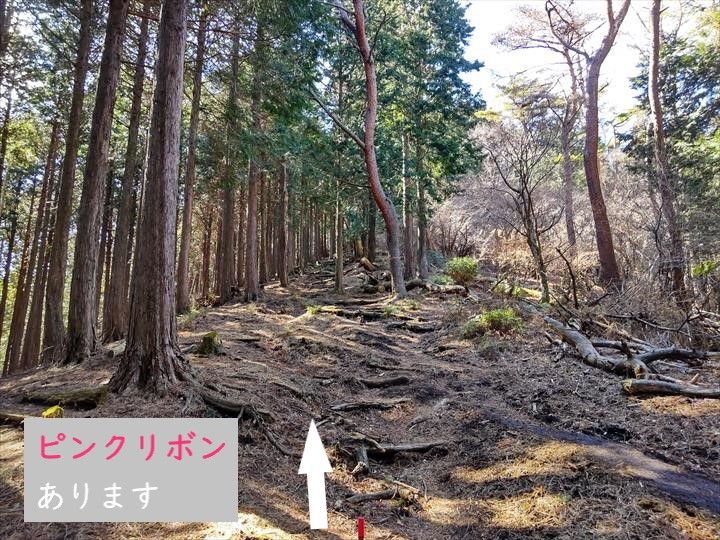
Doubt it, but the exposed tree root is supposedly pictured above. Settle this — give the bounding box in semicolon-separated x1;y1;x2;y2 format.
198;387;274;422
346;432;447;458
357;375;411;388
331;397;410;411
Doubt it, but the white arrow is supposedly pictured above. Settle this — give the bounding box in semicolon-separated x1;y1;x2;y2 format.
298;419;333;529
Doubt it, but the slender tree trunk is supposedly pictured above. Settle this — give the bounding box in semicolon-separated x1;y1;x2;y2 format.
0;183;18;358
560;112;577;254
259;171;268;283
584;65;620;284
339;0;405;296
95;171;114;319
0;96;11;214
244;28;263;301
42;0;93;364
236;182;245;287
218;27;239;304
22;164;59;369
176;3;206;314
201;211;212;299
416;141;429;279
110;0;190;394
334;178;343;293
19;120;60;369
104;0;150;338
4;182;38;374
577;0;631;285
367;195;376;261
277;159;289;287
0;0;11;92
402;132;415;279
66;0;129;363
649;0;687;302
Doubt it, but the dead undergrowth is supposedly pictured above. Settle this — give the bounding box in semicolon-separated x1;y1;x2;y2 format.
1;260;719;539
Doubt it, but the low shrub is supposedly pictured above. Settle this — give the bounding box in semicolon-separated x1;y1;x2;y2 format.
446;257;478;289
462;308;523;338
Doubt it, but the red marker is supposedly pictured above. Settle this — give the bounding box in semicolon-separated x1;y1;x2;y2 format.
358;516;365;539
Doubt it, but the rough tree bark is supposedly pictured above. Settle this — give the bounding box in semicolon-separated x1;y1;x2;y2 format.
337;0;406;296
42;0;93;364
416;141;429;279
277;158;289;288
0;97;11;215
176;2;207;314
244;27;263;302
4;180;38;374
334;177;344;293
218;28;240;304
103;0;151;339
402;132;415;280
649;0;687;302
110;0;192;395
20;119;60;369
65;0;129;363
0;187;17;353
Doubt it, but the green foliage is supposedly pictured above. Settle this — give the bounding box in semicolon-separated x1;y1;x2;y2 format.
692;260;720;278
462;308;523;338
431;274;452;286
305;304;323;315
446;257;478;287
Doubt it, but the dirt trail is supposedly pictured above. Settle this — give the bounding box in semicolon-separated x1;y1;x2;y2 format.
479;403;720;514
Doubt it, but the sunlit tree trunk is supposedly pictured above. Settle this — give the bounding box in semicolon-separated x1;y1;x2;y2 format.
43;0;93;364
66;0;129;363
110;0;190;395
104;0;151;338
176;2;207;314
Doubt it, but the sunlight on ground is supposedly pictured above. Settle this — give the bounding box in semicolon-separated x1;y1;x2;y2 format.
205;513;295;540
487;488;567;529
636;395;720;417
451;441;579;484
424;489;567;530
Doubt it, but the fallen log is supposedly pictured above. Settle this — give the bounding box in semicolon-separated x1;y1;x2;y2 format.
331;397;410;411
23;385;109;410
357;375;410;388
623;379;720;399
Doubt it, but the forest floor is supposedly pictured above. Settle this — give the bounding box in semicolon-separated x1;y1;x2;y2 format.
1;260;720;539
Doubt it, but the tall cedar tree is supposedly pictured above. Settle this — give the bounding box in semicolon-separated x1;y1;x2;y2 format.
110;0;192;394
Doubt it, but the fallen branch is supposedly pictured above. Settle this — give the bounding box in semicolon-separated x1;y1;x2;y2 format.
623;379;720;399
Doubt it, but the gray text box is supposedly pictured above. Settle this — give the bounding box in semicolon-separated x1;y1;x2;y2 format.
24;418;238;522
